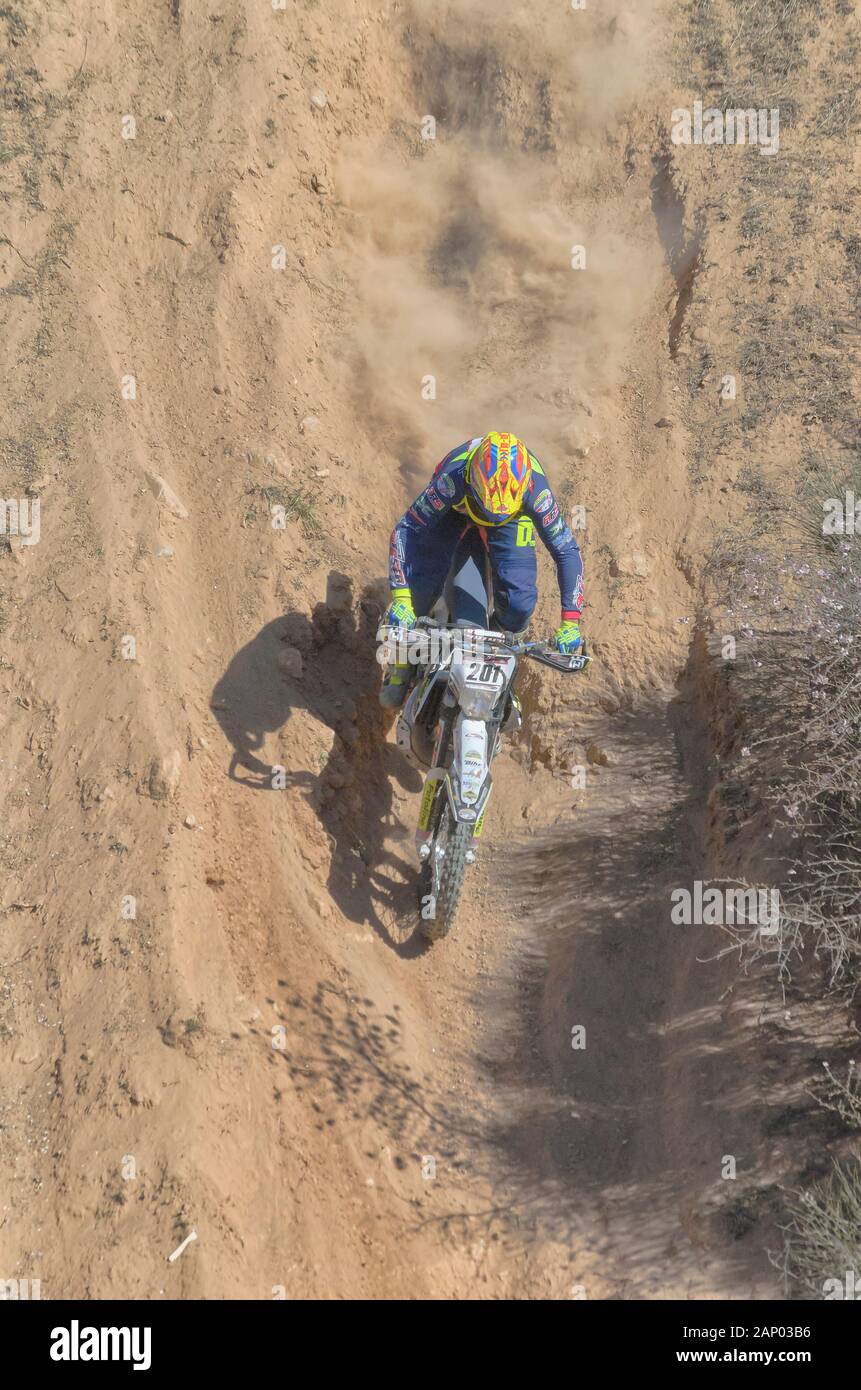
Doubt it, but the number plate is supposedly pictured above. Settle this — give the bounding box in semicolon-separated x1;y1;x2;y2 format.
465;661;505;686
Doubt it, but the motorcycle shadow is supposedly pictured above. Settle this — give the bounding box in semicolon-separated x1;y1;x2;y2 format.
211;572;433;954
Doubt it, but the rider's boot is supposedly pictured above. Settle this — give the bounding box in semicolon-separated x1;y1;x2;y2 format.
379;662;411;709
491;619;528;643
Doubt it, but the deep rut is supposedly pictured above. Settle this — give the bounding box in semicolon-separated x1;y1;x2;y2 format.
479;638;780;1298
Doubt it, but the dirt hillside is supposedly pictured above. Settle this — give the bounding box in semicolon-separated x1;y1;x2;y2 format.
1;0;854;1299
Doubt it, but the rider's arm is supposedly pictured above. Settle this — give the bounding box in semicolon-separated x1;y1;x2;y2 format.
387;443;471;596
522;472;584;620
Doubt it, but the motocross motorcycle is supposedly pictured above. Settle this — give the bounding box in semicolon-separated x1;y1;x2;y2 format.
393;616;590;942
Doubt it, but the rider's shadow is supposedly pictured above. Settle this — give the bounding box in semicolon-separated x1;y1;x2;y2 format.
211;573;425;949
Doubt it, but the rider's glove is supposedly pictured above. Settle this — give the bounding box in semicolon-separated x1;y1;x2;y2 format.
380;588;416;707
553;616;582;654
384;586;417;630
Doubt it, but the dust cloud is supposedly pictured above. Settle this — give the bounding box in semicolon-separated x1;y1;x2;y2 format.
335;0;668;480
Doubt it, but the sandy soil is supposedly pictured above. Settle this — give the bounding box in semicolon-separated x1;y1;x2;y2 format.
0;0;853;1299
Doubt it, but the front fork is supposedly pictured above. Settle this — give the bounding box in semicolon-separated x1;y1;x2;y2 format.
414;780;491;861
415;769;445;861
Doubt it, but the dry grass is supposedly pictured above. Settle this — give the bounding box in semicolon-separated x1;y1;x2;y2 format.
772;1160;861;1297
815;1060;861;1130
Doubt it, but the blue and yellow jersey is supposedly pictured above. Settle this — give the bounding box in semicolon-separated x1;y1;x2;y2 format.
388;438;584;617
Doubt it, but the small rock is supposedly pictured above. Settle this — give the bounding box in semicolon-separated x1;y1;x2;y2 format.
310;173;329;196
692;326;710;343
655;417;674;429
155;546;175;558
278;646;303;679
611;551;650;578
586;743;611;767
298;836;329;871
310;88;328;110
314;468;330;479
148;751;182;800
146;473;189;520
184;813;197;829
299;415;319;434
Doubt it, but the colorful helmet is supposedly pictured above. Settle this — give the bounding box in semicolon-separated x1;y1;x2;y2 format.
464;432;532;526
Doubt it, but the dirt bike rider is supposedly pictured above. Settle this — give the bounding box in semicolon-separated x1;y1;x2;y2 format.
380;431;584;708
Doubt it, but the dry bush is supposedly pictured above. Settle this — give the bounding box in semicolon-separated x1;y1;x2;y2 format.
706;456;861;986
772;1159;861;1298
815;1060;861;1130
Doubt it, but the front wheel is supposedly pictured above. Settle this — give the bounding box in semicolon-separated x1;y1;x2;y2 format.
420;805;472;942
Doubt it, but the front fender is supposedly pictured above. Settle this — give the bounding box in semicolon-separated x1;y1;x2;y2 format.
447;716;493;824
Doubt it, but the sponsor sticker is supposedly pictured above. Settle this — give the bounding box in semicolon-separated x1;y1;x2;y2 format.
389;533;407;583
533;488;553;515
436;472;456;499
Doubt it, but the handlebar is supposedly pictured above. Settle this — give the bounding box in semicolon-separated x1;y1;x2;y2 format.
402;617;592;673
